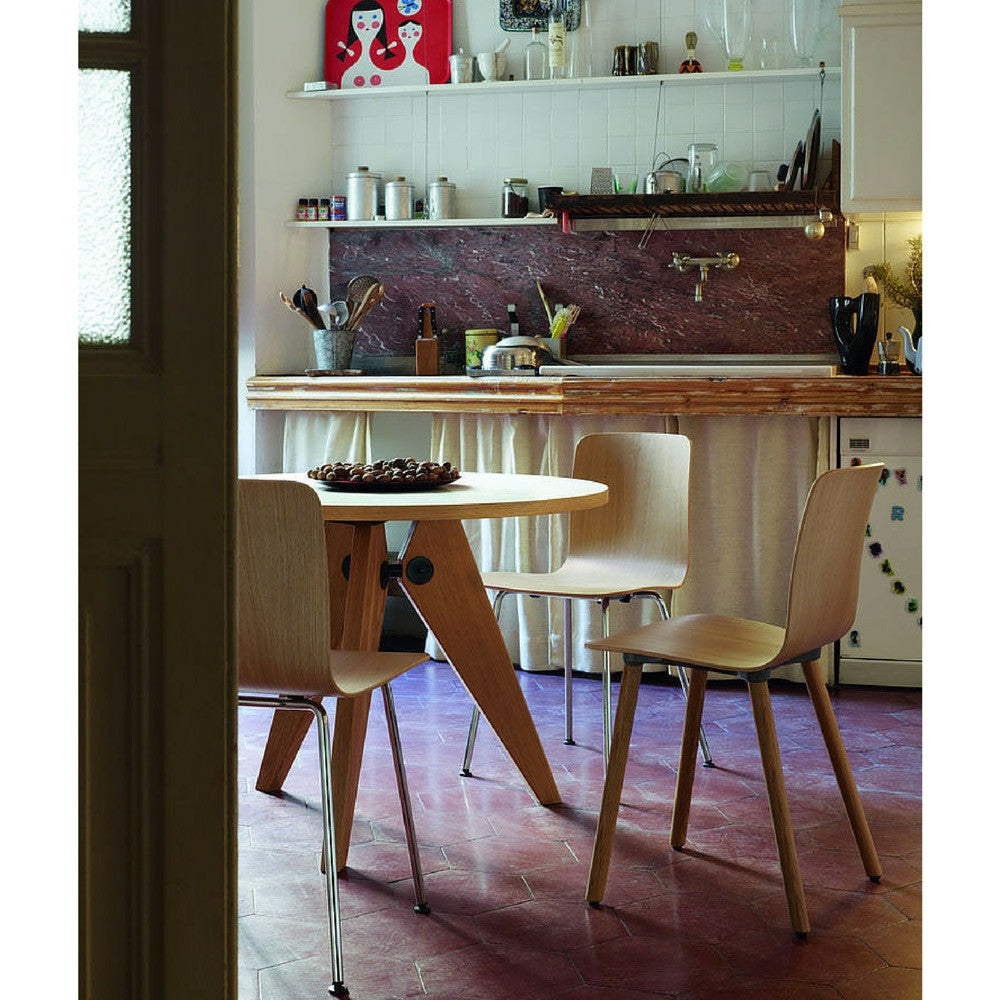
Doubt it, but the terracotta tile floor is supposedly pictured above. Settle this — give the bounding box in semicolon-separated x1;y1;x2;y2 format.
239;661;921;999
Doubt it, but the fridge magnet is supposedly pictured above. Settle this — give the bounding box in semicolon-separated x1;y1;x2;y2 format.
890;505;905;522
325;0;453;89
891;580;907;594
880;559;894;576
893;467;907;485
499;1;580;31
868;542;882;558
878;468;890;486
848;630;860;647
906;598;919;614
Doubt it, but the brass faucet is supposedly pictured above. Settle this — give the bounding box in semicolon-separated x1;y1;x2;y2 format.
671;252;740;301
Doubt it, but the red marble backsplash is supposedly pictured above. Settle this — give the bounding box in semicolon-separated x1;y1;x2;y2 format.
329;225;844;359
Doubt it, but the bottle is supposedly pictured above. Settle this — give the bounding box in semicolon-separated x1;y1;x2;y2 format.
548;1;567;79
525;25;547;81
569;0;594;77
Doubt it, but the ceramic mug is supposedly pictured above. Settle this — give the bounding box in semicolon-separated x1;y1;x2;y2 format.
465;329;500;369
476;52;498;82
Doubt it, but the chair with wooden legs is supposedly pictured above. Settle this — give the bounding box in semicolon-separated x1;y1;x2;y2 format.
239;478;430;998
583;463;885;938
461;432;714;774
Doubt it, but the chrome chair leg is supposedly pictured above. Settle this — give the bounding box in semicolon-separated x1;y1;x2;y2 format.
601;598;612;769
461;590;508;776
564;598;575;745
381;683;429;913
637;592;715;767
239;694;348;997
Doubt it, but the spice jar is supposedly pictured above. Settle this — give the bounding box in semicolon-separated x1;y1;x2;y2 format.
501;177;529;218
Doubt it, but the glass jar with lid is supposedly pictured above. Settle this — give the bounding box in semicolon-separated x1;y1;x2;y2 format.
501;178;529;218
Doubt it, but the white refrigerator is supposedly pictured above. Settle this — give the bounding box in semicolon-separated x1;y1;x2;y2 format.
837;417;922;687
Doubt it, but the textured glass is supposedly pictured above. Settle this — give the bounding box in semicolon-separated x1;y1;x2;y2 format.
78;69;132;346
79;0;131;33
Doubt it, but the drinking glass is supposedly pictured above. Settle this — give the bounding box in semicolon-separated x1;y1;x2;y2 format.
722;0;752;71
789;0;822;67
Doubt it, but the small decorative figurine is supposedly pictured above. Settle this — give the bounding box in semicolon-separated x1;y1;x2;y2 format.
679;31;703;73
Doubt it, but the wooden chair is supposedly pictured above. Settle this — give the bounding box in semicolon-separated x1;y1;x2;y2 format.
239;478;430;998
584;463;885;938
461;432;714;773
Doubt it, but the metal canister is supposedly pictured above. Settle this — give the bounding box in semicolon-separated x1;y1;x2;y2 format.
346;166;380;221
384;176;414;221
428;177;457;220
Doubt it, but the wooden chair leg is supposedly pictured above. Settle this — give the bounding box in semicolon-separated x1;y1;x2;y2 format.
747;679;810;937
801;659;882;881
669;668;707;848
586;663;642;904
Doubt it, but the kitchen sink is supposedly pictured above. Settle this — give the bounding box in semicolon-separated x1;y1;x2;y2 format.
537;362;838;378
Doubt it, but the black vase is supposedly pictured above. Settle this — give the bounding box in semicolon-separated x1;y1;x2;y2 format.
829;292;880;375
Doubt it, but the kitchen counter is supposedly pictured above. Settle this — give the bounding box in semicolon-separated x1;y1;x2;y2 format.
245;373;922;417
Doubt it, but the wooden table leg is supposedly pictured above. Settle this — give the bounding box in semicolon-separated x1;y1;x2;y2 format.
397;520;560;805
331;523;388;871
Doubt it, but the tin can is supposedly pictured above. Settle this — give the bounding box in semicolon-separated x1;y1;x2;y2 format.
428;177;457;220
346;166;380;221
637;40;659;75
384;177;414;221
464;329;500;369
332;195;347;221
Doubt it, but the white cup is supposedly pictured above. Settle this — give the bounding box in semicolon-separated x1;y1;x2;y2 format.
476;52;498;81
749;170;773;192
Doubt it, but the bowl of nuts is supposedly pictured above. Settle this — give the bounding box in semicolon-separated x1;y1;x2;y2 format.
308;457;461;492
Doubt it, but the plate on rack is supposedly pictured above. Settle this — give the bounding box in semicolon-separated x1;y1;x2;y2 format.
801;108;821;190
499;1;580;31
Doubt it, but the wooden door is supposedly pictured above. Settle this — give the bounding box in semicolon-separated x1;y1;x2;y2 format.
78;1;237;996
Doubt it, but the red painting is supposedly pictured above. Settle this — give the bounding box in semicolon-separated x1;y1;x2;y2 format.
325;0;453;89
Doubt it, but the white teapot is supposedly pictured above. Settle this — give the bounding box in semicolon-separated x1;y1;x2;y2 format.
897;325;922;375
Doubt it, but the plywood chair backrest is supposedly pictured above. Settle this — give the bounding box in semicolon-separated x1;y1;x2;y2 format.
238;479;333;695
566;433;691;586
776;463;884;663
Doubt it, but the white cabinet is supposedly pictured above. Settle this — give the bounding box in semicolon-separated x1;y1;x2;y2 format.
839;2;922;213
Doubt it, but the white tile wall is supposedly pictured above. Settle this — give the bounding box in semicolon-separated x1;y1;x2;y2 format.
846;213;923;338
328;1;841;218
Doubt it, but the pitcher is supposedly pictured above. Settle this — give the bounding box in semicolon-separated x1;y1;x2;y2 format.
829;292;880;375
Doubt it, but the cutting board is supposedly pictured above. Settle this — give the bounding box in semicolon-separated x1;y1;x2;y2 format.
325;0;452;89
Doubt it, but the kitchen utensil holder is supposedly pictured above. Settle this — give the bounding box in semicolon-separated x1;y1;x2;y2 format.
314;328;355;371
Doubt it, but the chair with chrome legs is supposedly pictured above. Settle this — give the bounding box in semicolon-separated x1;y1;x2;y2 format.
460;432;714;774
239;478;430;997
584;463;885;938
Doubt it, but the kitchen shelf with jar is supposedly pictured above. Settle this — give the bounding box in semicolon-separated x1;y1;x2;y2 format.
284;217;559;230
286;66;840;102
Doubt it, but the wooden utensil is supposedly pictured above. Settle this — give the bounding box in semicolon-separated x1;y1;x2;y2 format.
345;273;379;318
347;282;385;330
294;284;326;328
280;290;323;329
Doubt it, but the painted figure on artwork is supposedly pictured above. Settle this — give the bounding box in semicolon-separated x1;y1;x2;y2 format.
325;0;451;88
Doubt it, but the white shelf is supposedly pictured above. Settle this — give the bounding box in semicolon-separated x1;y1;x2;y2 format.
287;66;839;101
285;217;558;230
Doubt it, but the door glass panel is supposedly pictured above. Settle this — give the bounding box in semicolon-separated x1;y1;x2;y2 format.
78;68;132;346
79;0;131;33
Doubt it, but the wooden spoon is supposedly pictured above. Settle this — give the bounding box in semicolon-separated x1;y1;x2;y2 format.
345;274;379;321
347;282;384;330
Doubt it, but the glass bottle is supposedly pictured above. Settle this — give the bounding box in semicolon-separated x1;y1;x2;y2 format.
525;25;547;81
548;0;567;80
569;0;593;78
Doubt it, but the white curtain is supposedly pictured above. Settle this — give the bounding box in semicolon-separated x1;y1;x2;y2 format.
282;410;832;681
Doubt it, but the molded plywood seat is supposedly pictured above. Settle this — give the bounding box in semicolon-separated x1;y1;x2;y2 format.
462;432;713;773
239;478;430;997
585;463;885;937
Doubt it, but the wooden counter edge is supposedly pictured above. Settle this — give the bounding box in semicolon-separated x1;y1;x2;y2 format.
245;374;922;417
